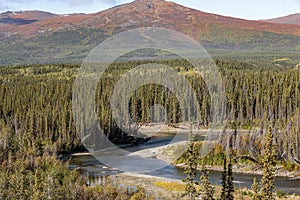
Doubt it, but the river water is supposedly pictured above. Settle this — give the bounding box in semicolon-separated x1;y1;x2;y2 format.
69;132;300;194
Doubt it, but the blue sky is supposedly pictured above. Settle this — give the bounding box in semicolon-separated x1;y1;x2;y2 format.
0;0;300;20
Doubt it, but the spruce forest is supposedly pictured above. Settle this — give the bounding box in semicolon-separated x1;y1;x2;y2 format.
0;55;299;199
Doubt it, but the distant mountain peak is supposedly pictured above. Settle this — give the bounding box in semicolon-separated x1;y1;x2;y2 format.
132;0;165;6
264;13;300;25
0;0;299;66
0;1;299;44
0;10;57;26
134;0;164;2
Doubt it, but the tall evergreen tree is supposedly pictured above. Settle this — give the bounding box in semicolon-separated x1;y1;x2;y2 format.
221;156;227;200
183;125;198;200
221;132;234;200
260;126;275;200
198;161;215;200
226;157;234;200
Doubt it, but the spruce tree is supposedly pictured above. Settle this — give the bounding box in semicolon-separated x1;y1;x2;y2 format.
183;126;198;200
251;177;260;200
221;146;234;200
226;157;234;200
199;161;215;200
221;156;227;200
260;126;275;200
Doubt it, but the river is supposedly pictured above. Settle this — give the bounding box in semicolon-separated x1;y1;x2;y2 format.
69;132;300;194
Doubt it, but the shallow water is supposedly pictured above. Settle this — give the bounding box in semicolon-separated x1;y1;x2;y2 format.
69;132;300;194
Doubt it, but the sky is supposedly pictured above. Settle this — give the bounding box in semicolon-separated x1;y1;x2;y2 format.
0;0;300;20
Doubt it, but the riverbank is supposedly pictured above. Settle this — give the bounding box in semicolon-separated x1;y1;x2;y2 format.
70;129;300;196
124;135;300;180
71;124;300;180
69;123;300;197
109;172;300;199
109;172;185;199
174;163;300;180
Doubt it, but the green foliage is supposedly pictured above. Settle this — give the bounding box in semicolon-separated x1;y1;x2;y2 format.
220;156;234;200
201;25;300;51
226;158;234;200
0;155;86;200
174;143;225;166
183;128;198;200
198;162;215;200
0;20;299;66
0;28;109;66
275;190;288;198
260;126;276;200
221;157;227;200
251;177;260;200
0;153;149;200
0;57;299;199
282;161;300;171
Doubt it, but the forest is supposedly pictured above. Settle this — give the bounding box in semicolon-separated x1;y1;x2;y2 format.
0;56;299;199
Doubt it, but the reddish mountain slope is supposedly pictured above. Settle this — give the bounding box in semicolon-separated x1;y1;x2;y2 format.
0;0;299;66
0;0;300;40
265;13;300;25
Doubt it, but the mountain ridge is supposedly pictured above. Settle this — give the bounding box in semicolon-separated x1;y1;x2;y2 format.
264;13;300;25
0;0;299;66
1;0;300;39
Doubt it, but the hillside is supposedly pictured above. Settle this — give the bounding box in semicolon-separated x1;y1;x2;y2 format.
265;13;300;25
0;0;300;66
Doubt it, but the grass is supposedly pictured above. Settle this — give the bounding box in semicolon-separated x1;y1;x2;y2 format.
154;181;186;192
154;181;300;199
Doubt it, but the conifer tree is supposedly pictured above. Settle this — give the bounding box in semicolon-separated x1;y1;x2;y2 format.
221;136;234;200
251;177;260;200
199;161;215;200
183;125;198;200
226;157;234;200
260;126;275;200
221;156;227;200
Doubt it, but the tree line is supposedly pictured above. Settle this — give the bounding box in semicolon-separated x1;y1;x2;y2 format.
0;58;298;199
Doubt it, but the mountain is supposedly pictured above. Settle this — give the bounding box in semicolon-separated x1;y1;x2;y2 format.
265;13;300;25
0;11;56;25
0;0;300;66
